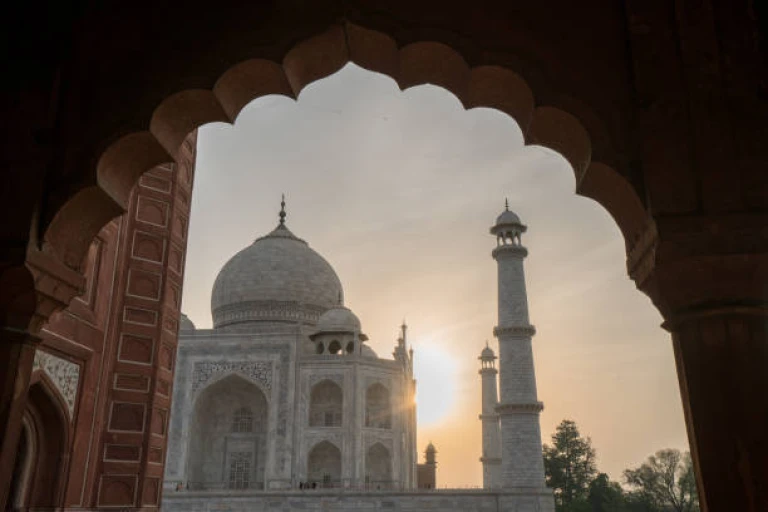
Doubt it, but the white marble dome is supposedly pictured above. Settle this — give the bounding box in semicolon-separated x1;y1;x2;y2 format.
179;313;196;333
316;305;361;332
211;223;343;329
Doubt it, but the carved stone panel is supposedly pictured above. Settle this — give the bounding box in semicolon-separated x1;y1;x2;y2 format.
192;361;273;393
33;350;80;417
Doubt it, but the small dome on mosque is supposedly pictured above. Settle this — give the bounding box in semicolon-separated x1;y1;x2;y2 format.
361;345;378;358
311;303;369;341
426;442;437;453
179;313;196;333
210;196;343;329
317;304;361;332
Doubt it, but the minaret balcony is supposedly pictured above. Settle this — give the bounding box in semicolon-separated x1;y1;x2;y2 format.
495;401;544;415
491;244;528;259
493;325;536;337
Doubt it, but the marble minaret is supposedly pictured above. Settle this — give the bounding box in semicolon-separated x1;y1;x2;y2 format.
479;343;502;488
490;201;547;489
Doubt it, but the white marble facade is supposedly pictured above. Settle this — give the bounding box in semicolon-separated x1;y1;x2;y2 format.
164;206;417;493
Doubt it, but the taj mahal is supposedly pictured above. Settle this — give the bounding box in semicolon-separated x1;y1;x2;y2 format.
161;198;555;511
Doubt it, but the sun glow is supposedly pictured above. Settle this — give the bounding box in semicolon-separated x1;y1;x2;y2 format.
413;342;459;427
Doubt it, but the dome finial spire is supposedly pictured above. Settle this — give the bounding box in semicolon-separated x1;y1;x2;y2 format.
279;194;286;226
505;198;509;211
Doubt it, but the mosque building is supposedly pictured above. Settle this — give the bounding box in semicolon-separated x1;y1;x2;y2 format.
163;198;422;491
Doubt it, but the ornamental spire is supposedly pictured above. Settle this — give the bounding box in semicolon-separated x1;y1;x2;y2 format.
505;198;509;211
279;194;286;226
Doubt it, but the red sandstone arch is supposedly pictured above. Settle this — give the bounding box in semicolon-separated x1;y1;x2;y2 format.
43;21;648;282
10;372;71;509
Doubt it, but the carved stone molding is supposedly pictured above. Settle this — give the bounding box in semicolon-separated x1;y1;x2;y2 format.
25;248;86;333
496;402;544;415
363;376;390;389
363;434;393;452
493;325;536;338
191;361;272;393
308;373;344;387
213;300;325;329
33;350;80;418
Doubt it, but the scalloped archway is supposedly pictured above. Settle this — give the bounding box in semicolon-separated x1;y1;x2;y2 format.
43;22;647;275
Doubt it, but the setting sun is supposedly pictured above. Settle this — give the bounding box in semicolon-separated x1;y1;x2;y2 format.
413;341;460;427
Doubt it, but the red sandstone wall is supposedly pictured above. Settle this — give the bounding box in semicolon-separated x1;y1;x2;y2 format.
39;133;197;508
38;219;121;507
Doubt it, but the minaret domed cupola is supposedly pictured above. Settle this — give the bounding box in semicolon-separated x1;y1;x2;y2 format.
425;442;437;464
479;341;497;370
490;199;527;250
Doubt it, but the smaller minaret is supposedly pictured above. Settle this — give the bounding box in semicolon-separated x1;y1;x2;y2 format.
479;342;502;488
417;443;438;489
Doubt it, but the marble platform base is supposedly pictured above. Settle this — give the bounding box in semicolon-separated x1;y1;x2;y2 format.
161;488;555;512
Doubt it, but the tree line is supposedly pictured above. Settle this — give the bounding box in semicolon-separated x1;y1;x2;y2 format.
543;419;699;512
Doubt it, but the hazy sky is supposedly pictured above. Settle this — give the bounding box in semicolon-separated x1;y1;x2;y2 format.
182;63;689;488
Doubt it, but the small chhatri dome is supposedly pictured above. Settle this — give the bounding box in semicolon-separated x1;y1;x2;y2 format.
316;305;361;332
311;301;369;341
211;196;343;329
179;313;196;333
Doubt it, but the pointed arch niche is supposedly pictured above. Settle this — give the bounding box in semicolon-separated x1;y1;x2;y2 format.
186;374;269;490
307;441;342;488
365;443;393;489
365;383;391;429
8;375;70;509
309;379;343;427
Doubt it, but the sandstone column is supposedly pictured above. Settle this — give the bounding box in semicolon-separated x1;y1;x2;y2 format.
628;214;768;512
490;203;546;489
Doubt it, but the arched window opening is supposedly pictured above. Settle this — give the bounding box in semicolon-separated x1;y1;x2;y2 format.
365;383;391;429
328;340;341;355
365;443;393;489
231;407;253;433
309;380;343;427
316;343;325;354
345;341;355;354
307;441;342;488
228;451;252;489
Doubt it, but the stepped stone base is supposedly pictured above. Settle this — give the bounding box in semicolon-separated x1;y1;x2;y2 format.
161;488;555;512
